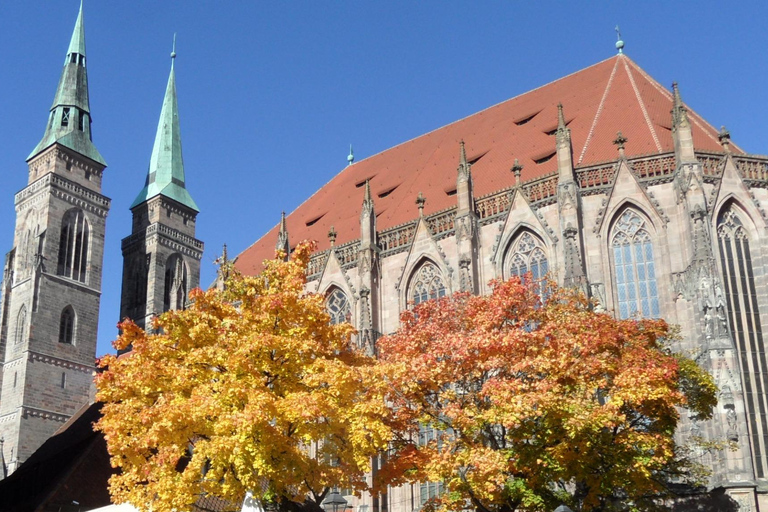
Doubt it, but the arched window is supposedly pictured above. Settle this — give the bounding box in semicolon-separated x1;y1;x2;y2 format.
505;231;548;280
57;209;89;282
326;288;351;325
610;209;659;319
59;306;75;344
410;261;447;306
15;305;27;345
164;254;188;312
717;206;768;478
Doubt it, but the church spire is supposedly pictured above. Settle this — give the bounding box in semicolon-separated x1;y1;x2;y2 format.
131;37;198;211
28;1;105;165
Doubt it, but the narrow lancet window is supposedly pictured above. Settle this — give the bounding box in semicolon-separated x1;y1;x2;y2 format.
717;207;768;478
59;306;75;344
164;254;188;312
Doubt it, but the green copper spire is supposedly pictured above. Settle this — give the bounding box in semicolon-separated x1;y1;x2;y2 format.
28;1;105;165
131;37;198;211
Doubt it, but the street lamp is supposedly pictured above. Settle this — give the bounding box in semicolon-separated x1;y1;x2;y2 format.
554;506;574;512
321;491;348;512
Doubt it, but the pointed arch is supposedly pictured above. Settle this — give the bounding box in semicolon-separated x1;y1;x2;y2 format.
407;258;447;307
715;201;768;478
15;305;27;345
325;286;351;325
608;207;660;319
164;253;188;312
59;306;76;345
57;208;90;282
502;228;549;281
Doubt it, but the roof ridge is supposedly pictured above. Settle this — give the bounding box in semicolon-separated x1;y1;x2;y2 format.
577;56;620;164
621;57;662;153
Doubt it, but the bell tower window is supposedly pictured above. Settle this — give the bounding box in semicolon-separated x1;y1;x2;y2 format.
57;209;89;282
61;107;70;127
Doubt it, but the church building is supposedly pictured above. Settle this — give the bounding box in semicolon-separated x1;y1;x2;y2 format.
236;41;768;511
0;3;765;511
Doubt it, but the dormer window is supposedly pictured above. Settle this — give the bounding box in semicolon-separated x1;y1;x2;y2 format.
62;107;70;127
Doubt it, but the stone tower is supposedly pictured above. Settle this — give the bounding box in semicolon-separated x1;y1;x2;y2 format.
0;3;110;474
119;46;202;332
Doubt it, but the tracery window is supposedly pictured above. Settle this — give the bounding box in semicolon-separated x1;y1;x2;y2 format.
59;306;75;345
409;261;446;306
717;207;768;478
326;288;351;325
506;231;548;280
57;209;89;282
15;305;27;345
164;254;188;312
611;209;659;319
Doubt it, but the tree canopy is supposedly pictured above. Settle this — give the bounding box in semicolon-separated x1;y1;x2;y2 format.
375;278;718;512
96;242;392;512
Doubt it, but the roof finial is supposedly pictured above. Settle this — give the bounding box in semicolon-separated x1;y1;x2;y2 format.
459;140;467;166
615;25;624;54
347;144;354;166
171;33;177;61
328;226;337;247
718;126;731;153
416;192;426;216
613;131;628;157
511;158;523;187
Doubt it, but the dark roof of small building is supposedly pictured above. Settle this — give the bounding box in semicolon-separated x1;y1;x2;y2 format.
0;402;115;512
234;54;741;274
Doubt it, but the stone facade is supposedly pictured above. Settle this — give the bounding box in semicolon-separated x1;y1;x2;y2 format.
295;102;768;511
0;143;109;473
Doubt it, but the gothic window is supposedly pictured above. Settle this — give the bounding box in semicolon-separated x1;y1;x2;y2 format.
409;261;446;306
164;254;188;312
59;306;75;345
717;207;768;478
505;231;548;281
57;209;89;282
15;305;27;345
610;209;659;319
326;288;351;325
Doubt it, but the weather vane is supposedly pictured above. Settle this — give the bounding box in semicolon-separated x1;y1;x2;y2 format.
615;26;624;54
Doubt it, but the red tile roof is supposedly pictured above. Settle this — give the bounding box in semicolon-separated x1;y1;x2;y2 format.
235;55;739;274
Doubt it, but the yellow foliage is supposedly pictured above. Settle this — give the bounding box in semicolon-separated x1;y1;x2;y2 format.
96;242;391;512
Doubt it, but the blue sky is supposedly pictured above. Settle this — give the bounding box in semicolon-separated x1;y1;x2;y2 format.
1;1;767;356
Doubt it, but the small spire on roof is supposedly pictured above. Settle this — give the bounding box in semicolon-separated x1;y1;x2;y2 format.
171;33;177;61
613;131;628;158
276;211;290;257
459;140;467;166
347;145;354;166
328;226;337;247
718;126;731;153
416;192;426;216
511;159;523;187
615;25;624;54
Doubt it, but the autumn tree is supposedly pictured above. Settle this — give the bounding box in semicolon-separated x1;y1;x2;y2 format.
376;278;717;512
96;242;392;512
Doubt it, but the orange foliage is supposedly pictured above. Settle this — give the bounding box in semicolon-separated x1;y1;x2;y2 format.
376;278;717;512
